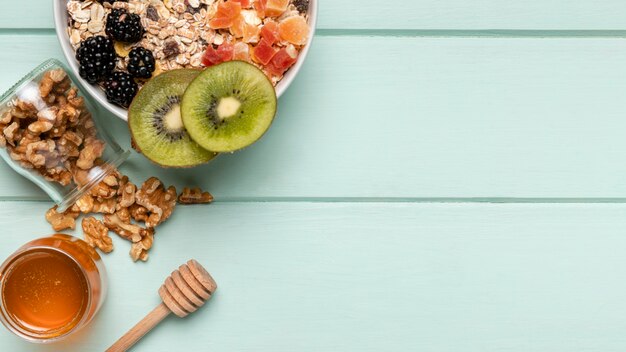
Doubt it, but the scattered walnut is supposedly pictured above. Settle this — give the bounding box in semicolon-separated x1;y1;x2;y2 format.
116;206;131;223
45;205;79;231
130;232;154;262
90;180;117;199
75;194;95;213
136;177;177;228
178;187;213;204
104;212;153;243
129;203;149;223
117;176;136;208
82;216;113;253
92;197;117;214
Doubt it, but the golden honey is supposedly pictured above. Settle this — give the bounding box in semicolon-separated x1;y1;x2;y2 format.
2;248;88;336
0;234;107;342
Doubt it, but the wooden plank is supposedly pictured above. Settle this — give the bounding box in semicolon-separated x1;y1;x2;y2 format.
1;34;626;200
5;0;626;30
2;202;626;350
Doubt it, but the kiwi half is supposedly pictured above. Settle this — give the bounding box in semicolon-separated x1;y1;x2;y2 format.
129;69;217;167
181;61;277;152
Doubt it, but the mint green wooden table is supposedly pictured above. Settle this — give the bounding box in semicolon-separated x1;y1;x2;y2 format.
3;1;626;351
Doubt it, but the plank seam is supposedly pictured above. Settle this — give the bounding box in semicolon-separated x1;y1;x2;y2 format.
6;197;626;204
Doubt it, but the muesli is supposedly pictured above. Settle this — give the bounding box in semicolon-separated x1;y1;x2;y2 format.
67;0;310;107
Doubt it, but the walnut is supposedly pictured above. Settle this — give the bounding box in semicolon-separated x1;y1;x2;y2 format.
72;169;90;186
42;166;73;186
15;100;37;117
39;74;54;97
90;180;117;199
136;177;176;228
130;232;154;262
76;139;105;169
117;176;136;208
92;197;116;214
75;194;95;213
13;133;41;155
102;174;118;187
104;212;153;243
57;131;82;158
77;115;97;139
25;140;57;168
82;217;113;253
45;205;79;231
116;207;131;223
0;110;13;124
67;87;85;108
178;187;213;204
129;203;149;223
48;69;67;84
52;76;71;96
3;122;19;146
28;120;54;134
57;104;79;126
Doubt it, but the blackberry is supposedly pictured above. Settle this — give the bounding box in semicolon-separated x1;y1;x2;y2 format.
103;72;138;108
75;35;116;84
106;9;144;43
127;47;156;79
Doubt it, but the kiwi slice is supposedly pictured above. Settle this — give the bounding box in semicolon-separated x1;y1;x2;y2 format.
129;69;217;167
181;61;277;152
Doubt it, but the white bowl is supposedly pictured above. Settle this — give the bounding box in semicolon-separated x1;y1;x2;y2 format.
53;1;317;121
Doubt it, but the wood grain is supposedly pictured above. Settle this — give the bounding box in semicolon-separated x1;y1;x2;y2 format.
1;35;626;200
5;0;626;30
2;201;626;351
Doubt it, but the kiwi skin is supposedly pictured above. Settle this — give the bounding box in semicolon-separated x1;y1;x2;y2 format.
128;69;218;168
181;61;278;153
128;135;219;168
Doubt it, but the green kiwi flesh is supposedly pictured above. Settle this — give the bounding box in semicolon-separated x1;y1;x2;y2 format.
129;69;217;167
181;61;277;152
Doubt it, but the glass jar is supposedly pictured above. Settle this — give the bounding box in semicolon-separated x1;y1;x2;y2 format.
0;59;129;211
0;234;107;342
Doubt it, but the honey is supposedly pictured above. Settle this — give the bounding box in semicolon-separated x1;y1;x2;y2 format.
0;234;107;342
2;249;88;336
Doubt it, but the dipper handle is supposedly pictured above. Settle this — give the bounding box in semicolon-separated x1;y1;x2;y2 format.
106;303;170;352
106;260;217;352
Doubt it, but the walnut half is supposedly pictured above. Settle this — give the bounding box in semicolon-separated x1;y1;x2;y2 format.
130;232;154;262
136;177;176;228
104;212;153;243
177;187;213;204
45;206;79;231
82;216;113;253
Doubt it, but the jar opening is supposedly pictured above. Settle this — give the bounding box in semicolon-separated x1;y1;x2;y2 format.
57;149;129;212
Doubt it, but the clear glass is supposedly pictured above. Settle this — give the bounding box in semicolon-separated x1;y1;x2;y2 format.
0;234;107;343
0;59;129;211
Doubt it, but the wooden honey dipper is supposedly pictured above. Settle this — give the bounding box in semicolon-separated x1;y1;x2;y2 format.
106;259;217;352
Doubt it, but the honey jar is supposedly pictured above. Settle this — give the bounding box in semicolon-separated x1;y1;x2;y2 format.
0;234;107;342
